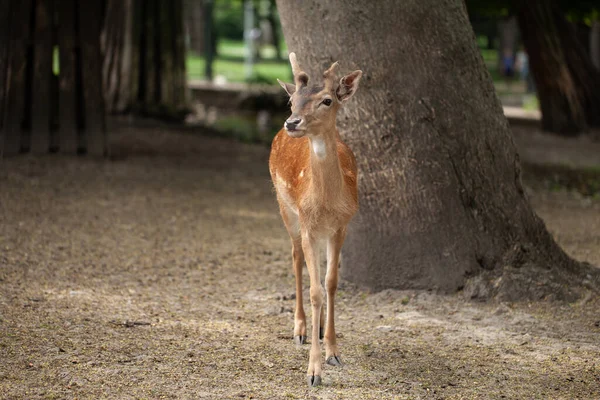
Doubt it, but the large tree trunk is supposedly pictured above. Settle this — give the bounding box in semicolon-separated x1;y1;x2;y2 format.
102;0;188;120
276;0;597;301
517;0;600;134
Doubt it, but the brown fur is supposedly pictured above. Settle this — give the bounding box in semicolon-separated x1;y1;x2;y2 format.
269;52;362;386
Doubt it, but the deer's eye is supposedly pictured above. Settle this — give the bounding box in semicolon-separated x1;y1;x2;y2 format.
322;99;332;106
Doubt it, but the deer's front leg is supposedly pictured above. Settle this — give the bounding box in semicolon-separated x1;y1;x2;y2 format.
324;228;346;366
291;238;307;345
301;230;324;387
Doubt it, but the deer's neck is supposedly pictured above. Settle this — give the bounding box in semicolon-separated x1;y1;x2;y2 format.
307;130;343;202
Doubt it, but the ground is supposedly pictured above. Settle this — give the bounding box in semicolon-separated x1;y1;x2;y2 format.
1;120;599;399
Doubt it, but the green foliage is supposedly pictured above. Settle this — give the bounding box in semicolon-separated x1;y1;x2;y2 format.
213;0;283;39
187;54;291;84
466;0;512;17
214;0;245;40
466;0;600;22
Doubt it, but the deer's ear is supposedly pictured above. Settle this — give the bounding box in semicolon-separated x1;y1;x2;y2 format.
336;70;362;103
277;79;296;96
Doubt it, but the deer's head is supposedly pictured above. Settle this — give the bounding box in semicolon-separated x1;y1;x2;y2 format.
278;52;362;138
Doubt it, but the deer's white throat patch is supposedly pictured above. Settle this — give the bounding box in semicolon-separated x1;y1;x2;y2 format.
311;137;327;160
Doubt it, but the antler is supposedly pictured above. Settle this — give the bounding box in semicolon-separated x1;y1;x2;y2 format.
289;52;309;88
323;61;339;90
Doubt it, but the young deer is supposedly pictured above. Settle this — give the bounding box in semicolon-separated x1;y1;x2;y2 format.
269;53;362;387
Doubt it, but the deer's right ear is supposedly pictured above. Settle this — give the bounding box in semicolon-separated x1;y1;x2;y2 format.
277;79;296;97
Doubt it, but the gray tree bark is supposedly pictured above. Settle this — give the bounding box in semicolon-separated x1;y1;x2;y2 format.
276;0;597;300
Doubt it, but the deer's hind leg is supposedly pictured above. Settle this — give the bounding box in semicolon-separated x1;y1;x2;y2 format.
324;228;346;366
279;205;307;345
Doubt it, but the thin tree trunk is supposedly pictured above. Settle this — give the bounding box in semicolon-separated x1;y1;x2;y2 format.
78;0;106;156
3;0;33;155
57;0;78;153
203;0;214;81
183;0;204;55
517;0;600;134
102;0;133;114
497;16;518;72
0;0;12;154
591;21;600;70
276;0;597;301
266;0;281;60
30;0;54;154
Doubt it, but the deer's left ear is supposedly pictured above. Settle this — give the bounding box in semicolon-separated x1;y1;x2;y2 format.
277;79;296;96
336;70;362;103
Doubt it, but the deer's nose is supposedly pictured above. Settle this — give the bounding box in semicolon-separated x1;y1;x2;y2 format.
285;118;302;130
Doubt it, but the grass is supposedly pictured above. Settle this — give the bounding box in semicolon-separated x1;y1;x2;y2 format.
187;55;291;84
522;95;540;111
187;38;538;112
187;39;291;84
188;38;526;89
524;163;600;197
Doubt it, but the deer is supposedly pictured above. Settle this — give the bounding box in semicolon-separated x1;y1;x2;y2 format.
269;52;362;387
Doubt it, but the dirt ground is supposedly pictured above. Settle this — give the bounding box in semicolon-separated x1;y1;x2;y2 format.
1;120;599;399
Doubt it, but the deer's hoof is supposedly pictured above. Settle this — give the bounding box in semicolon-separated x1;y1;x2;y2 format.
326;355;343;366
294;335;306;346
307;374;322;387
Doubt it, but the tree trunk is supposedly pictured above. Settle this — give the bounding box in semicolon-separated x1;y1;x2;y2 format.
266;0;282;60
102;0;133;114
276;0;597;301
102;0;188;120
203;0;215;81
591;21;600;70
496;16;518;73
517;0;600;134
0;0;13;153
183;0;204;55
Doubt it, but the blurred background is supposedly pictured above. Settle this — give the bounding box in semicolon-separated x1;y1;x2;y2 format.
1;0;599;155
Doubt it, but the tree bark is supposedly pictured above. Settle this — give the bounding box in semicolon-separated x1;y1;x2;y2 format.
591;21;600;70
0;0;12;153
57;0;79;153
78;0;107;156
183;0;204;55
517;0;600;134
102;0;133;114
30;0;53;154
3;0;33;155
276;0;597;301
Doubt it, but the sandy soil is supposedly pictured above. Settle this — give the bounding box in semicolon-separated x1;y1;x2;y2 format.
1;121;599;399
